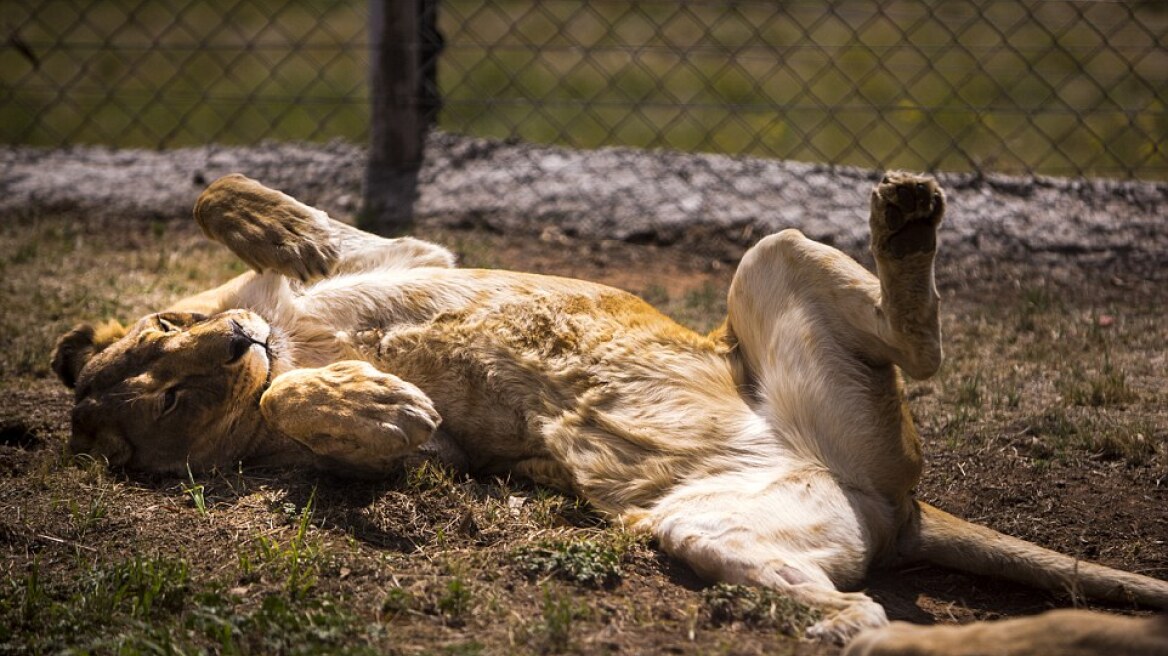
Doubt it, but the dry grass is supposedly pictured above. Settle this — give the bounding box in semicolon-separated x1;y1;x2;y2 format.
1;212;1165;654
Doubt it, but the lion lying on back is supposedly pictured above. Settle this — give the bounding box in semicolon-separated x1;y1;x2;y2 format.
53;174;1168;647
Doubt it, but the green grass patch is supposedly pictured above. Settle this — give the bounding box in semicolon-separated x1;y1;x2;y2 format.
1058;361;1138;408
701;583;820;635
512;537;625;588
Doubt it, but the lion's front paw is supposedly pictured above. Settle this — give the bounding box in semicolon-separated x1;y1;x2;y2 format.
195;174;339;282
260;361;440;469
869;172;945;259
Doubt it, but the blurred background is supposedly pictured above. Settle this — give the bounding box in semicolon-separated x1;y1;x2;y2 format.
3;0;1166;180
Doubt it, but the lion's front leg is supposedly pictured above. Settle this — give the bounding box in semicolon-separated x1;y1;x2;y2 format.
259;360;441;474
194;174;454;283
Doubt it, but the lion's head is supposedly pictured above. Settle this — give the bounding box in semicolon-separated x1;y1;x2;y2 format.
51;310;277;473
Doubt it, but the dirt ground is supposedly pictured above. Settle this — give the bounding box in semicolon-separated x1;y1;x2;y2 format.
1;151;1166;654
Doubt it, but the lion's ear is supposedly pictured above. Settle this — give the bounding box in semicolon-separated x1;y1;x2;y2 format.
51;320;127;389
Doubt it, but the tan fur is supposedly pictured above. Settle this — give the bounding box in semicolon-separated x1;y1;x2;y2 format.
845;610;1168;656
52;173;1168;644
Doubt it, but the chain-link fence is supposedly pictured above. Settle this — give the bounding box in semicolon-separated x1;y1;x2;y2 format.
4;0;1166;179
2;0;369;147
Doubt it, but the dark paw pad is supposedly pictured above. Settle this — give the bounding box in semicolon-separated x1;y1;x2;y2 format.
872;172;945;257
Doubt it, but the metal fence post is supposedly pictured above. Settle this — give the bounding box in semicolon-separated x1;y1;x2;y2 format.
362;0;422;234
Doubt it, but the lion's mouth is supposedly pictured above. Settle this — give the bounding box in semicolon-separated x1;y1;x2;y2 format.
260;341;274;389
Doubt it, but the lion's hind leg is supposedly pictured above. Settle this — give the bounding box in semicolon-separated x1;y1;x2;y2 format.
726;172;944;381
653;510;888;644
866;171;945;379
639;470;889;644
195;174;454;283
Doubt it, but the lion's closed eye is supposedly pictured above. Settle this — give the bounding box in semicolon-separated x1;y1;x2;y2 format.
157;388;180;418
155;312;208;334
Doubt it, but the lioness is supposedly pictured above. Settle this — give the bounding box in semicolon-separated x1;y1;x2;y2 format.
52;173;1168;643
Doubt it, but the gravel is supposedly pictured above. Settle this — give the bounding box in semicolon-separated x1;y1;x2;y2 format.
3;132;1165;278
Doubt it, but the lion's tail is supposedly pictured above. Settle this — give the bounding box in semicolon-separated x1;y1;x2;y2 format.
905;501;1168;608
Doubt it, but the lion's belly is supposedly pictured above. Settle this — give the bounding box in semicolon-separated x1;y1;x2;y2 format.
361;306;660;470
294;268;747;499
372;333;563;470
372;324;760;516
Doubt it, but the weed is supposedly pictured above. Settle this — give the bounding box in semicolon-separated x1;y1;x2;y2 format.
513;537;624;588
7;340;53;378
250;490;322;598
1021;409;1154;465
437;576;473;622
183;463;209;516
701;583;820;635
1058;360;1137;408
942;405;980;440
1021;287;1056;312
449;235;501;269
1030;409;1080;447
1003;386;1023;409
67;493;107;537
150;219;167;239
443;642;486;656
1016;286;1059;332
237;548;256;581
81;555;192;620
10;240;38;265
1088;429;1156;465
184;590;383;656
675;281;727;333
526;490;601;529
381;586;414;617
539;585;581;653
289;491;319;589
18;560;45;624
406;459;459;492
280;500;301;524
236;594;381;656
953;371;984;407
685;282;721;310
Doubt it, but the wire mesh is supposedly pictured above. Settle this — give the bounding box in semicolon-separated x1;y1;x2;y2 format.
3;0;1166;179
2;0;369;147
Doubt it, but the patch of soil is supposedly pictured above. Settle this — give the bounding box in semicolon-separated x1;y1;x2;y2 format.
5;134;1167;283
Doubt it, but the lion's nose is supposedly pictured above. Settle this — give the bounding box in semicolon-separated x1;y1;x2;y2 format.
227;320;261;363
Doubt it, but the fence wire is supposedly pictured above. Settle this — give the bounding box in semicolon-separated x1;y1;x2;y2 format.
3;0;1166;179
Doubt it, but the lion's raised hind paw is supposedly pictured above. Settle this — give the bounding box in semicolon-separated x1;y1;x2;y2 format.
195;173;339;282
870;172;945;259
